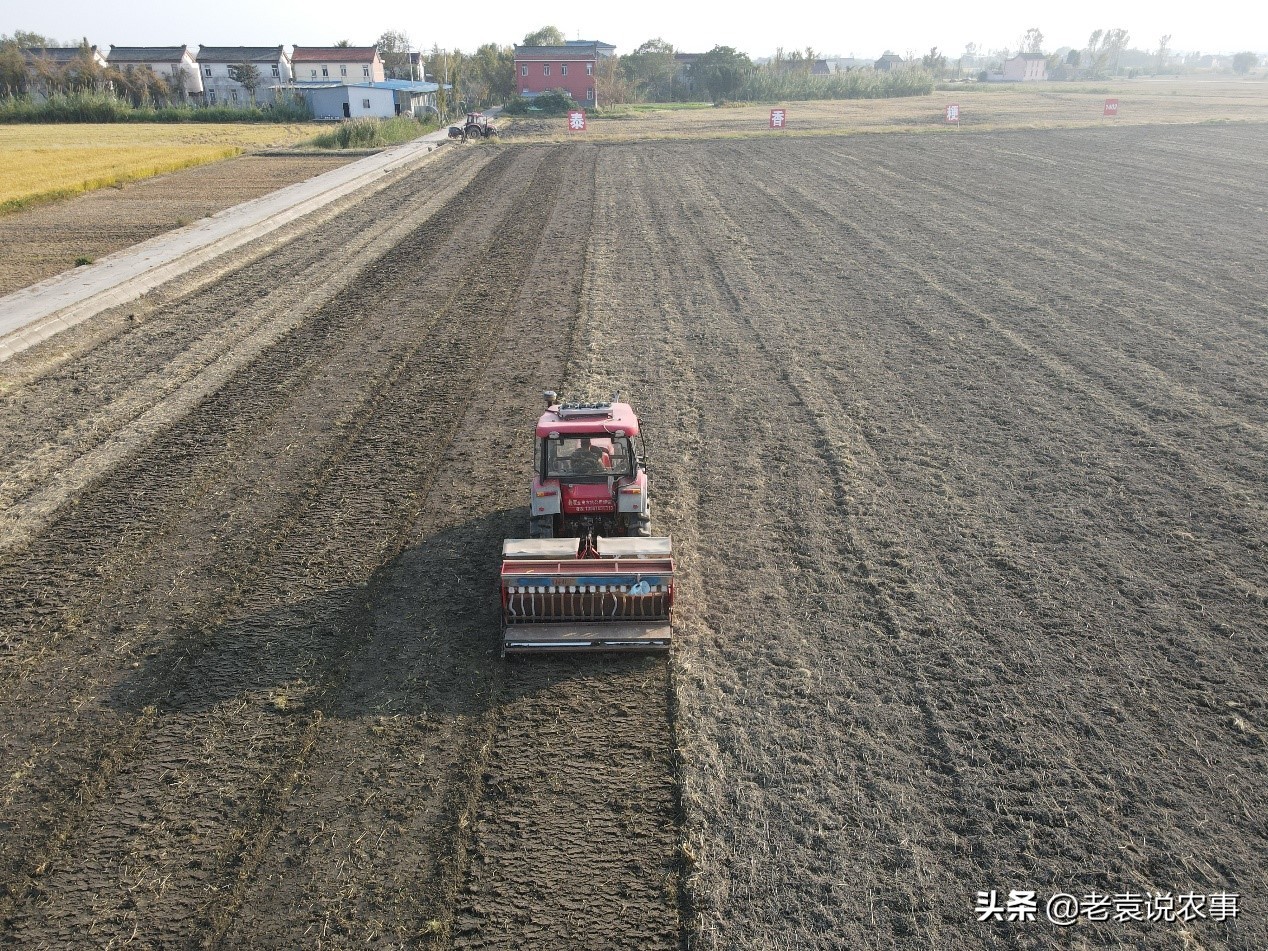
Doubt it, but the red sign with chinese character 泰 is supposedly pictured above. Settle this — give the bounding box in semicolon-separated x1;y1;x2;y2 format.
567;109;587;132
1104;98;1119;117
945;104;961;123
769;108;787;129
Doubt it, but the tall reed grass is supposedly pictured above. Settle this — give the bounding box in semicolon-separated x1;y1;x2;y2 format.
0;92;312;123
735;69;934;101
311;116;435;149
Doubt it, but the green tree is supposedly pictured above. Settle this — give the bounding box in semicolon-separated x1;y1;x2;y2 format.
596;54;632;105
959;42;978;77
1232;51;1257;74
1086;30;1110;77
334;39;352;48
429;45;472;118
377;30;413;79
1156;35;1171;73
1020;28;1044;56
68;38;104;93
229;61;262;104
693;46;753;102
0;40;28;96
467;43;514;106
1104;28;1130;75
28;51;64;95
522;26;566;47
2;30;60;47
921;46;947;77
622;37;676;100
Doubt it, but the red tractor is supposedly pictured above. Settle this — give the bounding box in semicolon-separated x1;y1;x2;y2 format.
448;111;498;142
499;393;674;654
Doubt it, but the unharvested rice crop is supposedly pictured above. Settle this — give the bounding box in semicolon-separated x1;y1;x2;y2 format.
0;123;314;212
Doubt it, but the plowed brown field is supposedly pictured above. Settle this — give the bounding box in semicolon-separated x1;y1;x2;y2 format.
2;123;1266;950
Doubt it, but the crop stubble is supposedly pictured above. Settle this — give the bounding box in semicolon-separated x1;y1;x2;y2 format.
2;123;1266;949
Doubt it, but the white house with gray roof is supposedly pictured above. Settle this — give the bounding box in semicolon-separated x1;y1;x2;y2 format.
195;45;291;105
107;46;202;97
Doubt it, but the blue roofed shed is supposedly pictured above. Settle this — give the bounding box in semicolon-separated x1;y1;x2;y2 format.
299;82;395;119
292;80;443;119
372;79;443;116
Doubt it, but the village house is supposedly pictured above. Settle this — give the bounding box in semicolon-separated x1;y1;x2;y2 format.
1003;53;1048;81
19;45;108;98
106;46;203;98
195;45;291;105
874;52;904;71
291;46;384;84
672;53;701;95
513;40;614;107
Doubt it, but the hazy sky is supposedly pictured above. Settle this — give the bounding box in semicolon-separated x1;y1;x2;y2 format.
8;0;1265;58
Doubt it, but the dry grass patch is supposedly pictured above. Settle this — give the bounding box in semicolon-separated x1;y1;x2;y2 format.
500;79;1268;142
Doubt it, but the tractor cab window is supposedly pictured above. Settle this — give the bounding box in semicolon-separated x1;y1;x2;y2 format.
545;436;633;478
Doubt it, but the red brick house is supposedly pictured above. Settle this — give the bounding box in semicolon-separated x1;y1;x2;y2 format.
513;40;614;107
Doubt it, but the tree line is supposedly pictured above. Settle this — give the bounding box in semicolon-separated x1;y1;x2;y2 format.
923;27;1262;81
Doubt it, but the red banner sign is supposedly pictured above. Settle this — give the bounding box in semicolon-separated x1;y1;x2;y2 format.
769;108;787;129
567;109;587;131
1104;98;1119;117
945;104;961;123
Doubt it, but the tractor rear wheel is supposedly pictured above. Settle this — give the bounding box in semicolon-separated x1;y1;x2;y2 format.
465;125;482;139
627;511;652;538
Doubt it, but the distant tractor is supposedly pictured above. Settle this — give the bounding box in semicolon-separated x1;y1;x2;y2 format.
498;392;674;654
448;111;498;142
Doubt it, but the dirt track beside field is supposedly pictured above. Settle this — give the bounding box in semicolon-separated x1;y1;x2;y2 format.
2;124;1267;949
0;153;355;296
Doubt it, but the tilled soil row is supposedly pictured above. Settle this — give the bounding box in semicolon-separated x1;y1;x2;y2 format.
578;129;1266;951
448;144;684;950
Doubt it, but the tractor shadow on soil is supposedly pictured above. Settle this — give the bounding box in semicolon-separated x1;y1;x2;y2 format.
108;507;663;721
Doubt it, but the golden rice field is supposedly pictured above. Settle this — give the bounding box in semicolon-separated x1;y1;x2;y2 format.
502;79;1268;142
0;124;316;213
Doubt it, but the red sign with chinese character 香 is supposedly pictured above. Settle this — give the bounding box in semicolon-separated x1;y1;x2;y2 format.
567;109;587;132
769;108;787;129
945;104;961;123
1104;98;1119;117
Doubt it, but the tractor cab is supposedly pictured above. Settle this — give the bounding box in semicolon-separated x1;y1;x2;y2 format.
528;395;651;541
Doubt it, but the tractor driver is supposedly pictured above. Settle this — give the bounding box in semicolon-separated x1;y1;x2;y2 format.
572;438;611;474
